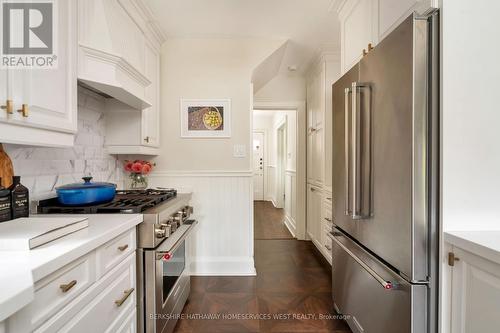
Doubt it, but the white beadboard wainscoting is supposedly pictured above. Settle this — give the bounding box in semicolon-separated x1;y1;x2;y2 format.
148;171;255;276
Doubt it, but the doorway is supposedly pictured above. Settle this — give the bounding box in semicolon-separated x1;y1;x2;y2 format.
253;131;265;201
252;109;297;240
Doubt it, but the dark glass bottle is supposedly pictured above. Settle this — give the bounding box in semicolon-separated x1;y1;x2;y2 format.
10;176;29;219
0;177;11;222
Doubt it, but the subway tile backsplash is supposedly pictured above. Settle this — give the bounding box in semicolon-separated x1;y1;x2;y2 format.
4;87;124;199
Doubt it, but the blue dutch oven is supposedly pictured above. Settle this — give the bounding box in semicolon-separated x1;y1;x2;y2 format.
56;177;116;206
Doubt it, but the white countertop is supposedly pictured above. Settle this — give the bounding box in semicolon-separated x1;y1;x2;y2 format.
445;230;500;265
0;213;142;321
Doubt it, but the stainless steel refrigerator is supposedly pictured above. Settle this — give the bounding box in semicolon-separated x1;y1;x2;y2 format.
329;11;439;333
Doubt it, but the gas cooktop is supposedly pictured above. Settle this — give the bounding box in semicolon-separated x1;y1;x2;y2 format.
37;188;177;214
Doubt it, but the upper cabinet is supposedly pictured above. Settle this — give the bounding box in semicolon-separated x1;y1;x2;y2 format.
306;53;341;191
0;0;77;147
336;0;424;74
78;0;165;155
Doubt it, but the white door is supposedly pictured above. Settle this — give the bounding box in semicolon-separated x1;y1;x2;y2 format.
253;132;264;201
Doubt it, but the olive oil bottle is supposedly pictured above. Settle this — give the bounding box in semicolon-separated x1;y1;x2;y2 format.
10;176;29;219
0;177;11;222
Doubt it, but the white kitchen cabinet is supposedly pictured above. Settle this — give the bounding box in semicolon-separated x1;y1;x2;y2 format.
7;229;137;333
306;184;322;245
306;53;340;190
335;0;422;74
0;0;77;147
81;0;163;155
448;246;500;333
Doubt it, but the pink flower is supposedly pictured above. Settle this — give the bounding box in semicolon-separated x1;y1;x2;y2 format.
131;162;143;173
142;164;152;174
124;161;133;172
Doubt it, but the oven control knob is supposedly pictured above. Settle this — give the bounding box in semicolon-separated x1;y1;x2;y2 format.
155;228;166;238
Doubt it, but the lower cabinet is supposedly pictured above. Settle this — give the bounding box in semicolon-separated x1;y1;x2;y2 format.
449;245;500;333
307;184;333;264
7;229;137;333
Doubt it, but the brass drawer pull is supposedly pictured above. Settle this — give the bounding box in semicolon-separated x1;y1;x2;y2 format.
117;244;129;252
1;99;13;114
17;104;29;117
324;217;332;222
60;280;77;293
115;288;134;307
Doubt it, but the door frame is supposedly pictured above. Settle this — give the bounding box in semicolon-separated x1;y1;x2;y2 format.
252;130;266;201
252;100;307;240
275;119;287;208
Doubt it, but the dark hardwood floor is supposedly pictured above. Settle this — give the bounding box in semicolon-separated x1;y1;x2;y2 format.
173;203;351;333
254;201;294;240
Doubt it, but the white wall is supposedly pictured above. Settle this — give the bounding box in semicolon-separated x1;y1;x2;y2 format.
442;0;500;231
151;38;283;276
254;73;306;102
154;38;282;171
4;88;123;199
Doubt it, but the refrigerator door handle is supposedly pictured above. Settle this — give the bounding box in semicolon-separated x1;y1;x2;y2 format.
328;231;394;290
344;87;351;216
351;82;371;219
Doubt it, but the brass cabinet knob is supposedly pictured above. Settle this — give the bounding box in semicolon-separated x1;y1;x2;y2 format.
60;280;77;293
363;49;368;56
1;99;13;114
17;104;29;117
144;136;150;143
368;43;374;51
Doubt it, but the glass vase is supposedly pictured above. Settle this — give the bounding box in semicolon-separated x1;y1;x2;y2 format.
128;172;148;190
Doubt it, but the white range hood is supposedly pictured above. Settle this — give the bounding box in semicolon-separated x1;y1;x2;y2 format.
78;43;152;110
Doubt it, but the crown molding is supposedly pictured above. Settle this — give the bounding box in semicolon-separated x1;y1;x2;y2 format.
131;0;168;45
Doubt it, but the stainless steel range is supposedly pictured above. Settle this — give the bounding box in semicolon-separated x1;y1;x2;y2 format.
37;189;197;333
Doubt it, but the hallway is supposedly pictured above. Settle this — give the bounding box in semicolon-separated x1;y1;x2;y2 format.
174;204;351;333
254;201;294;240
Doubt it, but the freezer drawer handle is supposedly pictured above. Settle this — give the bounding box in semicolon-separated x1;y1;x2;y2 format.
328;232;394;290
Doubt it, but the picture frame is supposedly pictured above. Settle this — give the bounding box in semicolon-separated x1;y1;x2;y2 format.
180;99;231;138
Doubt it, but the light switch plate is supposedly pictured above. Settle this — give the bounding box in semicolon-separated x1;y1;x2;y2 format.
233;144;246;158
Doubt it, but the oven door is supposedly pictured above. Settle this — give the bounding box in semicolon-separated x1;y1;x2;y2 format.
143;221;197;333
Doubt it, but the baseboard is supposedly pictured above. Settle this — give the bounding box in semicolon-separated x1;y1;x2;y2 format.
189;256;256;276
284;215;296;238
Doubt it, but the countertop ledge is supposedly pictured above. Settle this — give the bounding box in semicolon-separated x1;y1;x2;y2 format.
0;213;143;321
445;230;500;266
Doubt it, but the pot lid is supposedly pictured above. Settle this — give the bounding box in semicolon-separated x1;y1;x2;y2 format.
56;177;117;190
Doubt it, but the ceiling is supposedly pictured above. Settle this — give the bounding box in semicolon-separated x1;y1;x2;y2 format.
145;0;340;73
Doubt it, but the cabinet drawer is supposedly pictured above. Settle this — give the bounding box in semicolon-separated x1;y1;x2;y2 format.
30;252;97;328
35;252;136;333
97;228;136;277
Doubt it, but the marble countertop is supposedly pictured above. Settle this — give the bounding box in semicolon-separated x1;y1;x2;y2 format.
0;213;143;321
444;230;500;265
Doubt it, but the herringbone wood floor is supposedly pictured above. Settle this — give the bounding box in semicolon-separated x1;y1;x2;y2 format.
173;203;351;333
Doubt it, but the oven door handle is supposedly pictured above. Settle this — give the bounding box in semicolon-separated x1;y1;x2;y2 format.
155;220;198;260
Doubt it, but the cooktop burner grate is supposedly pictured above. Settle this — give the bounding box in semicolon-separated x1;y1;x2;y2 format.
38;188;177;214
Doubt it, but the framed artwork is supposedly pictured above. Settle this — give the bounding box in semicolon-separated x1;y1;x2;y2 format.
180;99;231;138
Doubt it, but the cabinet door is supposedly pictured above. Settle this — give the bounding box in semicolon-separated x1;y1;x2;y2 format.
451;247;500;333
378;0;418;40
341;0;377;74
307;185;322;241
313;127;325;185
9;0;77;133
142;43;160;147
0;68;8;122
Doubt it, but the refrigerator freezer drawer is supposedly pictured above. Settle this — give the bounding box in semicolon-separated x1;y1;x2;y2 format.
330;230;427;333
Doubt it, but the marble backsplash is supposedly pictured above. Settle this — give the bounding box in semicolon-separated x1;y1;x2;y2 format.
3;87;124;199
